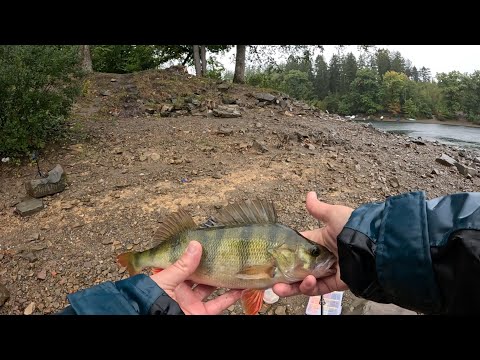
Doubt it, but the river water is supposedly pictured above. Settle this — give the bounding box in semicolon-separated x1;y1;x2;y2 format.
360;121;480;150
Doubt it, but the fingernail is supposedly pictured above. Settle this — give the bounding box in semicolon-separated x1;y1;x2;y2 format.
187;242;197;255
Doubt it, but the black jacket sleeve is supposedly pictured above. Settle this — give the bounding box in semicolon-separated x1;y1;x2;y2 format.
337;191;480;314
57;274;184;315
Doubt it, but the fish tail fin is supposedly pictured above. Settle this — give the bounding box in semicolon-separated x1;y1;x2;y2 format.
241;289;265;315
117;252;141;276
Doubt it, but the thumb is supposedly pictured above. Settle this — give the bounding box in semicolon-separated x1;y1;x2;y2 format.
158;241;202;287
306;191;334;223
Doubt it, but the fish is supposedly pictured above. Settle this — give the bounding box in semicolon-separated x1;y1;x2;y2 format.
117;199;336;315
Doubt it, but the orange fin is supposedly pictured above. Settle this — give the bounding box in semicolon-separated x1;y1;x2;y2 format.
151;267;164;275
241;289;265;315
117;252;140;276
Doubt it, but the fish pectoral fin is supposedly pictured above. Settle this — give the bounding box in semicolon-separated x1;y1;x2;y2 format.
235;265;276;280
241;289;265;315
151;267;164;275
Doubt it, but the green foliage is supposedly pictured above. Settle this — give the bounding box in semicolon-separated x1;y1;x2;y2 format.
281;70;314;100
0;45;81;157
348;69;382;115
403;99;418;118
205;56;225;80
381;71;409;115
91;45;161;73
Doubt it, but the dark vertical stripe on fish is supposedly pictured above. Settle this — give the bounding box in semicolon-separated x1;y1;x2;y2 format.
239;225;253;268
204;227;223;275
168;235;179;263
270;224;280;248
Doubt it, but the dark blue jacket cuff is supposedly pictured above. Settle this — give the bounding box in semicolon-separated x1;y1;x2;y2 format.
66;274;166;315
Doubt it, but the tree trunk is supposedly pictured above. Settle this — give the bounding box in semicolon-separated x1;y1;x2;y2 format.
79;45;93;73
200;45;207;76
193;45;201;76
233;45;246;84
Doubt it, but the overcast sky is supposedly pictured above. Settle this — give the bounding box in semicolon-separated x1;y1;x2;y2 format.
217;45;480;77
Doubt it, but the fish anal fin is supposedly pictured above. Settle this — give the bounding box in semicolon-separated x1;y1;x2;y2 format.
241;289;265;315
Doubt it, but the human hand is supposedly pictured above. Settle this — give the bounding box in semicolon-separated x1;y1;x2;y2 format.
273;191;354;297
150;241;242;315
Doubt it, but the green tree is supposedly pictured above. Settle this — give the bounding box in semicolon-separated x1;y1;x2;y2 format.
437;71;465;118
390;51;406;74
313;54;329;99
419;66;431;82
403;98;418;118
341;52;358;93
411;66;419;82
328;54;342;94
348;68;382;115
281;70;314;100
0;46;81;156
381;71;409;115
375;49;391;78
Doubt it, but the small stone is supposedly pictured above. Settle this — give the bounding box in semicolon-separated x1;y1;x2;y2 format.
150;153;161;161
37;269;47;280
436;154;457;167
431;168;440;175
275;306;287;315
24;302;35;315
139;154;148;162
307;144;315;151
25;164;66;198
19;252;38;263
0;284;10;307
212;173;223;179
228;305;235;311
110;78;117;82
255;122;263;128
126;244;134;250
71;222;84;229
102;238;113;245
61;202;73;210
118;267;127;274
15;197;44;217
27;233;40;242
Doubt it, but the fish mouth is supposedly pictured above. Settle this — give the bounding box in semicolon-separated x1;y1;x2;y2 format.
312;253;337;277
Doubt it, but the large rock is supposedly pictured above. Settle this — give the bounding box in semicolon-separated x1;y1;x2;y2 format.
254;92;276;102
435;154;457;167
15;197;44;217
455;162;478;177
25;164;66;198
0;284;9;307
213;105;241;118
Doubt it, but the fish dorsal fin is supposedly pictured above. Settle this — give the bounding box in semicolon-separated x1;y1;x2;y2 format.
213;199;277;226
153;209;196;245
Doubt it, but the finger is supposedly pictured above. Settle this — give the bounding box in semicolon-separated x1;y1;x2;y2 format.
272;282;301;297
301;276;339;296
306;191;333;223
204;289;243;315
300;229;324;245
157;241;202;287
192;284;216;301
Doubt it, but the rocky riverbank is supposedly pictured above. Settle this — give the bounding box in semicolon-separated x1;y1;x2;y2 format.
1;69;478;315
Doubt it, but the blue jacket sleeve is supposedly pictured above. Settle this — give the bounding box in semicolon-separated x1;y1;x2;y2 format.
337;191;480;314
57;274;184;315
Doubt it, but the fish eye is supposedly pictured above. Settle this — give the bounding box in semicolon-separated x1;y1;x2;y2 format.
310;247;320;257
